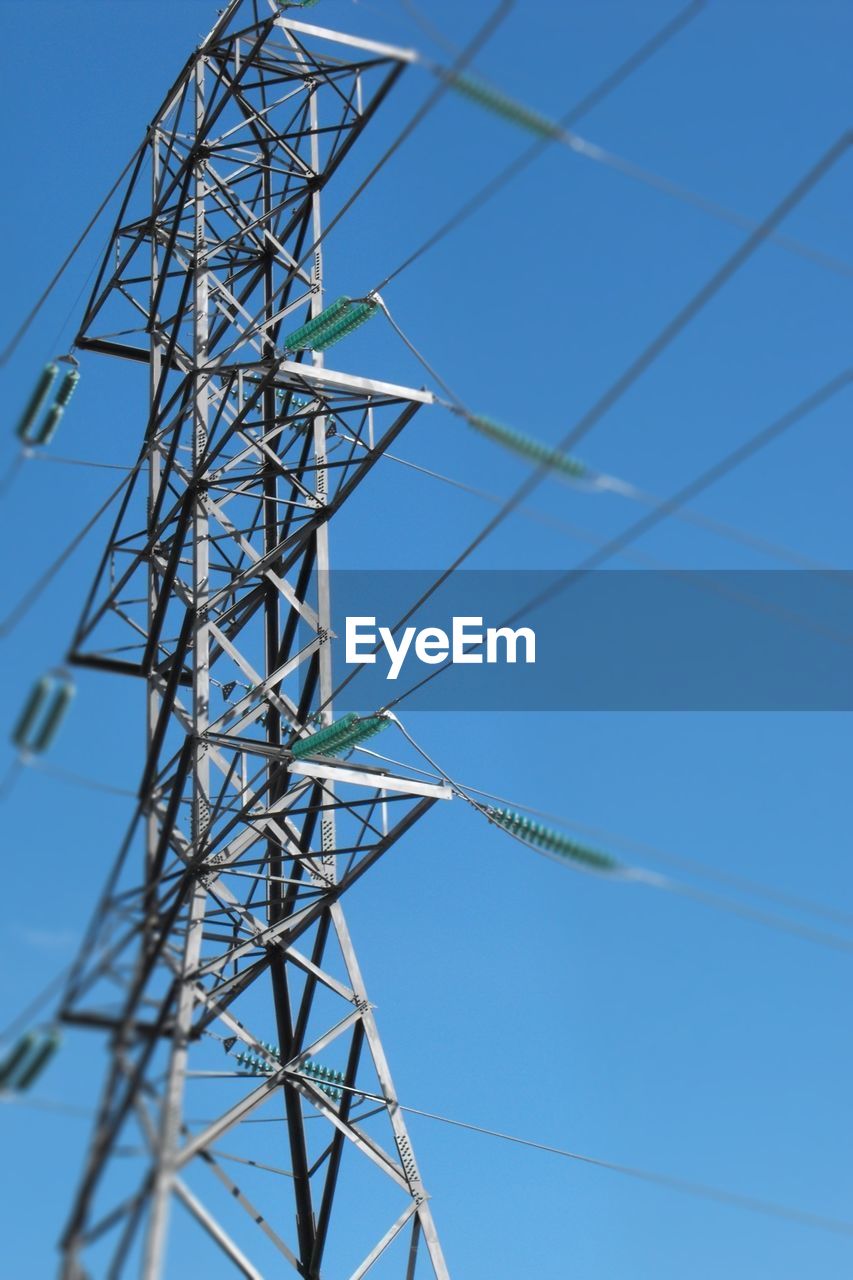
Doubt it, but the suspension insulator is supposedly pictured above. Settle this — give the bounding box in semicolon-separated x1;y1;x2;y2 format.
11;678;51;751
312;301;378;351
0;1033;38;1090
489;808;619;873
277;393;313;432
303;1058;343;1100
291;712;358;758
15;364;59;443
34;405;64;447
291;712;389;760
0;1030;60;1092
13;1031;61;1091
12;676;75;755
235;1050;267;1075
30;680;75;754
448;74;562;141
283;297;352;351
234;1042;282;1076
54;369;80;410
466;414;588;480
277;391;311;413
284;297;378;352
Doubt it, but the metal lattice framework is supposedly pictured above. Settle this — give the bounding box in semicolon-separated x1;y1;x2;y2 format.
58;4;450;1275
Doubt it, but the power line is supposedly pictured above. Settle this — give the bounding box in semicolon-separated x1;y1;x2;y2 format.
380;367;853;713
542;132;853;281
0;464;139;638
631;871;853;956
209;0;516;365
361;433;840;575
588;469;842;572
293;0;515;276
12;717;852;951
322;114;848;692
373;1;852;293
354;737;853;937
346;130;853;718
32;453;133;473
384;128;852;527
388;718;853;957
0;963;75;1045
9;1085;853;1242
398;1104;853;1241
0;144;144;367
317;338;853;720
26;758;136;799
478;797;853;955
0;1095;92;1120
373;0;709;291
449;781;853;933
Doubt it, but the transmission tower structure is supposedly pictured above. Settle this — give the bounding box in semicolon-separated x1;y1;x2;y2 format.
56;4;451;1276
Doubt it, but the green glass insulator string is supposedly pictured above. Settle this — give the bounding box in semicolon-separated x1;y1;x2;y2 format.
13;359;81;451
11;675;75;756
283;296;379;353
0;1029;61;1093
291;711;390;760
446;72;563;141
462;412;589;480
489;808;620;874
232;1045;345;1100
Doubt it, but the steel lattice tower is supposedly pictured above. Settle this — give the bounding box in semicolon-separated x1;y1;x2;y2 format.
57;4;450;1275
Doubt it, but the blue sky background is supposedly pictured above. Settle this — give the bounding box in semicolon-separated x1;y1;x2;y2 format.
0;1;852;1276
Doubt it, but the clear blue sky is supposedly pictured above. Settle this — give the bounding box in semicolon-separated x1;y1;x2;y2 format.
0;1;851;1276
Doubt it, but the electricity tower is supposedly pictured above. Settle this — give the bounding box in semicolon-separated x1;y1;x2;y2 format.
58;3;450;1275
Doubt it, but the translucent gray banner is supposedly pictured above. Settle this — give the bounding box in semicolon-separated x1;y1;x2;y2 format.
304;570;853;711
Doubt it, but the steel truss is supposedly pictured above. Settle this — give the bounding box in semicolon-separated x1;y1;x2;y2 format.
58;4;449;1276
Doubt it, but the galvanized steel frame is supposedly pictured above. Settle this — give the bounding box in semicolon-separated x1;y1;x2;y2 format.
58;4;449;1276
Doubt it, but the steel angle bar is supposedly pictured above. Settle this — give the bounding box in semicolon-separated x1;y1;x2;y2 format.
349;1202;419;1280
289;758;453;801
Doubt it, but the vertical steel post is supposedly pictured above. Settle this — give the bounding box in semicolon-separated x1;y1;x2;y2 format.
141;56;212;1276
56;10;451;1274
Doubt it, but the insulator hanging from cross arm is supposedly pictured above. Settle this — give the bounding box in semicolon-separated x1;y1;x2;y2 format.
0;1033;38;1090
290;711;390;760
464;412;589;480
14;364;58;442
34;404;64;447
11;678;51;750
283;297;350;350
277;391;310;412
234;1049;276;1076
283;296;378;352
29;680;75;753
488;808;621;873
13;1029;61;1090
11;674;75;755
303;1058;345;1101
54;368;80;410
312;301;378;351
0;1028;61;1092
231;1044;344;1100
43;366;81;446
14;361;79;448
446;73;563;141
